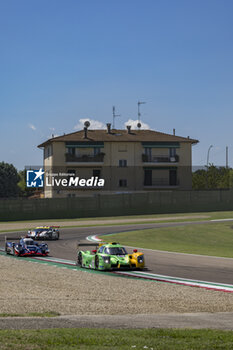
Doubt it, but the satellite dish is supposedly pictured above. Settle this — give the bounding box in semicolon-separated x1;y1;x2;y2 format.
137;122;141;129
84;121;90;128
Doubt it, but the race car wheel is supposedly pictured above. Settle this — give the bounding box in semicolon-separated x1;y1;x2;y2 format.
52;232;59;240
77;252;82;267
5;244;9;254
95;256;99;269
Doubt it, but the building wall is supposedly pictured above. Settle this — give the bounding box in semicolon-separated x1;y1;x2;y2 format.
178;143;192;189
42;140;194;197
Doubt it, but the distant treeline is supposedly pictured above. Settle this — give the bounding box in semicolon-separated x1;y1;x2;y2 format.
0;162;38;198
192;165;233;189
0;161;232;198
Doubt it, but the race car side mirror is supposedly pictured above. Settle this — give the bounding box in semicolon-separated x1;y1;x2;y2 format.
133;249;138;253
92;250;97;254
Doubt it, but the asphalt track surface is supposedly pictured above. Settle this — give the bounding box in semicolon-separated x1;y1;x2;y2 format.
2;220;233;285
2;220;233;330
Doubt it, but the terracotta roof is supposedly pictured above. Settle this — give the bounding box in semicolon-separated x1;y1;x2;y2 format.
38;129;198;147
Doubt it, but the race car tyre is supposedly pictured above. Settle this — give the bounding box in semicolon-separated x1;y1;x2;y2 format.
52;232;59;240
5;244;9;254
77;252;83;267
95;255;99;269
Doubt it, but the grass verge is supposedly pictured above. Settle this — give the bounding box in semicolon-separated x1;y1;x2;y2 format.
100;222;233;258
0;210;233;225
0;218;214;234
0;328;233;350
0;312;60;318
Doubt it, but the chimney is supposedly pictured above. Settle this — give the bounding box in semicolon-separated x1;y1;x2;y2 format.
83;126;88;139
173;128;175;135
126;125;131;134
106;123;111;134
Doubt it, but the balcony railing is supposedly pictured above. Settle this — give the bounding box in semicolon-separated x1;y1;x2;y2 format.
66;153;105;162
142;154;179;163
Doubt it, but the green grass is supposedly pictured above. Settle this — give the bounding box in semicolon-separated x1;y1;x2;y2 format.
1;210;233;225
0;328;233;349
101;222;233;258
0;312;60;318
0;210;233;234
0;218;212;234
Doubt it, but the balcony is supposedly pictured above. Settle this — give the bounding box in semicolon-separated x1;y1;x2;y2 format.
66;153;105;163
142;154;179;163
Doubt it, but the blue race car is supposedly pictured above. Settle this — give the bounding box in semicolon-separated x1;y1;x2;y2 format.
5;236;50;257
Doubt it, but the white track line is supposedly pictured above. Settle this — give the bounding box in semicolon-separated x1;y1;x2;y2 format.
211;219;233;222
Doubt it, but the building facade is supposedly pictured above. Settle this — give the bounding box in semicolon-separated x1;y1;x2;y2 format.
38;125;198;198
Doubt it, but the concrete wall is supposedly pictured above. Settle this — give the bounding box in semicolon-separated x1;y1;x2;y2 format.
0;189;233;221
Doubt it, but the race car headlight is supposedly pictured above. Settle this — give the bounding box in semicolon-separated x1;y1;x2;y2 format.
103;257;110;264
137;255;144;263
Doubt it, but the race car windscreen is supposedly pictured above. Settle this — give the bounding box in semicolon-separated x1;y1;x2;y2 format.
24;239;34;246
104;247;128;255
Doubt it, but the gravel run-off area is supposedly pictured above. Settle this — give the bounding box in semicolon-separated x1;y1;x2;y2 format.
1;255;233;316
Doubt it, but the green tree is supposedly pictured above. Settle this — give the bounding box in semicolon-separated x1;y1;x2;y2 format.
0;162;20;197
192;165;231;190
192;169;207;189
18;170;37;197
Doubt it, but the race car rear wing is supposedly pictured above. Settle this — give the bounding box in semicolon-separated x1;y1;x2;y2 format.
36;226;60;229
5;236;21;242
77;242;103;250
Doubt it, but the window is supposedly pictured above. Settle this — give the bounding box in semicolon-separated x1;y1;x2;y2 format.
94;148;101;156
93;169;101;178
169;148;176;157
98;245;104;253
144;148;152;162
119;159;127;167
104;247;127;255
67;147;75;155
67;169;76;176
119;179;127;187
67;193;76;198
169;169;177;186
45;145;53;159
144;169;152;186
145;148;152;157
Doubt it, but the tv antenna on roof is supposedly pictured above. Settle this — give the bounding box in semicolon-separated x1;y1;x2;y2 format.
137;101;146;123
84;120;90;128
112;106;120;129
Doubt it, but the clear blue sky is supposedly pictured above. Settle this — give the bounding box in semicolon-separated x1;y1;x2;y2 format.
1;0;233;169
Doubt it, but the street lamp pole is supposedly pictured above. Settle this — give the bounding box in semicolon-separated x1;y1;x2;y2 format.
207;145;213;167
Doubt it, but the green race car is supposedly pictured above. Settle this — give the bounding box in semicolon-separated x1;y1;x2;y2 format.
77;242;145;271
